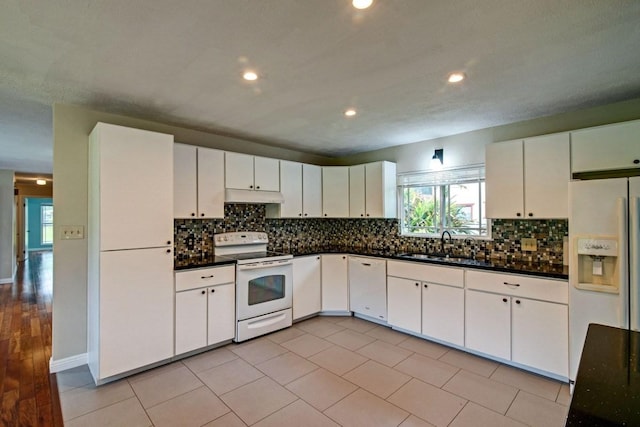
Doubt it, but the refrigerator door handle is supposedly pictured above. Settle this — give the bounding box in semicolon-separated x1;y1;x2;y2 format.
630;197;640;332
618;197;629;329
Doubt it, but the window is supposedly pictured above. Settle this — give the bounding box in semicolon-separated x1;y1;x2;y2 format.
398;166;488;237
41;205;53;245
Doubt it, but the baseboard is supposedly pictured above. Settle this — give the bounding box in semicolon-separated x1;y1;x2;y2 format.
49;353;88;373
0;277;12;285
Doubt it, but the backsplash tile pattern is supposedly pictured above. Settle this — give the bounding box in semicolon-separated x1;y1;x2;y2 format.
174;204;568;266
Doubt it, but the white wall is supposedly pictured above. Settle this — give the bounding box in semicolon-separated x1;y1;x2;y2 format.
0;170;15;284
336;97;640;171
51;103;337;362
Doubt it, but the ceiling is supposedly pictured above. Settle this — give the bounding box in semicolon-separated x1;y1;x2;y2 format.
1;0;640;174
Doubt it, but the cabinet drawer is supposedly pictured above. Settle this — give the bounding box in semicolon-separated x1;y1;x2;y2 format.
387;260;464;288
175;265;235;291
466;270;567;304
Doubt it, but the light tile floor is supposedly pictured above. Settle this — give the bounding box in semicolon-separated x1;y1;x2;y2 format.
58;316;571;426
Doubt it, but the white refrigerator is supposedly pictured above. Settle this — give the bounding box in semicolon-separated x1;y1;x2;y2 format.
568;177;640;382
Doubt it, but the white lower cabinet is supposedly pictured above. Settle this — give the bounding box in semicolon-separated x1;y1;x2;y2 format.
511;297;568;376
422;282;464;347
465;290;511;360
387;277;421;333
348;256;387;321
175;288;208;354
293;255;322;320
387;261;464;346
465;270;569;377
175;266;235;355
321;254;349;312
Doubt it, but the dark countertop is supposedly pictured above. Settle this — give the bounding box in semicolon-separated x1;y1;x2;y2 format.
280;245;568;279
175;245;568;279
174;254;236;271
566;324;640;426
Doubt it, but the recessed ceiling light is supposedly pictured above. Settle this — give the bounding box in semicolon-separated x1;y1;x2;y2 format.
352;0;373;9
36;179;46;185
242;71;258;81
344;109;357;117
447;72;466;83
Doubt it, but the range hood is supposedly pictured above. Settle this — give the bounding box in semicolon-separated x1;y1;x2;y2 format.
225;188;285;204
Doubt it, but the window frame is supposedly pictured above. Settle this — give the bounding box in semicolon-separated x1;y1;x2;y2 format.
397;165;490;239
41;204;54;245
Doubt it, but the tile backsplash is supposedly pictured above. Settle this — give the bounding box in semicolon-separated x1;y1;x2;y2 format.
175;204;568;265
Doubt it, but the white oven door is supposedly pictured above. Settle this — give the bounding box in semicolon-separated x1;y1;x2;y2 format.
236;259;293;321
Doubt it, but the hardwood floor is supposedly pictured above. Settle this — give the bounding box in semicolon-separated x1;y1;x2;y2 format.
0;251;63;426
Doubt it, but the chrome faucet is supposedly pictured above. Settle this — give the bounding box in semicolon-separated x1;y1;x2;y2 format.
441;230;452;256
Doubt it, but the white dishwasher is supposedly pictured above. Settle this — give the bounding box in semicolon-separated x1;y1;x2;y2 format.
348;256;387;321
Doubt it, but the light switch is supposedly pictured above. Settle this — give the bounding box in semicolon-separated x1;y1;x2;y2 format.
521;238;537;252
59;225;85;240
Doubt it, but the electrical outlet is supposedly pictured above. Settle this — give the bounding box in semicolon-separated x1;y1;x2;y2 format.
522;237;537;251
59;225;85;240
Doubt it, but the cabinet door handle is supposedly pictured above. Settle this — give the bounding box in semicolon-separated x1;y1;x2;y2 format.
201;213;205;217
201;290;206;295
167;241;171;245
415;282;419;287
366;213;370;217
166;249;171;253
299;213;302;216
528;212;533;217
424;284;428;288
191;213;195;217
515;299;521;304
634;159;639;164
201;275;214;279
503;282;520;287
362;263;371;266
304;213;308;216
502;298;508;302
516;212;522;217
211;289;215;293
256;185;261;189
249;185;253;189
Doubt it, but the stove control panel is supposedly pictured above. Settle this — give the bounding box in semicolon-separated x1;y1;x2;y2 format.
214;232;268;247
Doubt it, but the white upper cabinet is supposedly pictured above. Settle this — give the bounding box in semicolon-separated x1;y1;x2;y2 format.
365;161;397;218
322;166;350;217
173;144;198;218
225;152;280;191
350;162;397;218
198;148;226;218
225;152;254;190
254;156;280;191
485;133;569;219
279;160;303;217
571;119;640;174
303;164;322;217
485;140;524;219
349;164;366;217
90;123;173;251
174;144;224;219
523;134;570;219
273;161;322;218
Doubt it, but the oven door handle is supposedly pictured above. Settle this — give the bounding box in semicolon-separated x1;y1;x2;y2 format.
237;259;293;270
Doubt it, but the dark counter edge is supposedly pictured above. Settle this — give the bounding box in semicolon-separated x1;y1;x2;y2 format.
175;247;568;279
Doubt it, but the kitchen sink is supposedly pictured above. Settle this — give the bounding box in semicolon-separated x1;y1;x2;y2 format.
397;253;490;266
